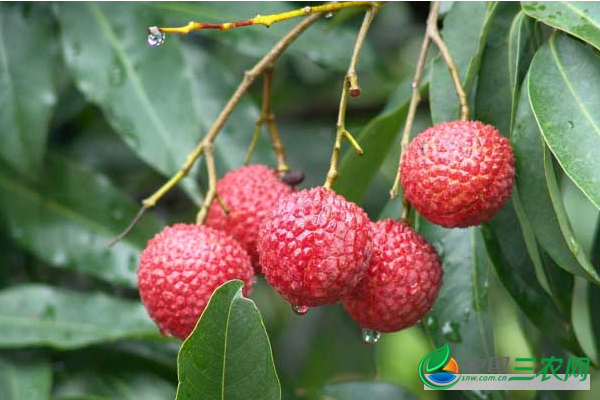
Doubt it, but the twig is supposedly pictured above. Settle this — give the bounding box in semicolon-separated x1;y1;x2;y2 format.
110;14;323;245
389;1;469;222
157;2;375;35
323;6;377;189
244;66;289;173
196;144;217;224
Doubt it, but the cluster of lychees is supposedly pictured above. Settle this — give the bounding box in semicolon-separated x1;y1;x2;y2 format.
138;120;515;342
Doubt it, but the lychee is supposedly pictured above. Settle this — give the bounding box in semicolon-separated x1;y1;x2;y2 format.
137;224;254;339
206;164;293;273
257;186;372;309
343;219;442;333
400;120;515;228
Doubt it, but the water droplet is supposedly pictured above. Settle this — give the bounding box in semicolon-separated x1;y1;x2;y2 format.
109;63;124;86
568;120;574;128
147;26;165;47
425;314;439;330
441;321;462;343
362;329;381;344
325;12;334;18
303;6;311;13
292;304;309;315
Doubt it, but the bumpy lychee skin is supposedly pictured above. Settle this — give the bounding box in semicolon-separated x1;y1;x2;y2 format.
258;187;372;307
138;224;254;340
343;219;442;332
206;164;293;273
400;120;515;228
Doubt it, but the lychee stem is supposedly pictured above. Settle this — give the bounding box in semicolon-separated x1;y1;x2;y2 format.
244;66;290;173
196;144;218;225
390;1;470;222
324;6;378;189
109;14;323;246
156;2;376;35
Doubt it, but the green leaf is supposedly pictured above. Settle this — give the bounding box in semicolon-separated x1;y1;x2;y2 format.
333;80;416;203
430;1;498;123
0;284;161;349
425;344;450;372
476;6;537;135
175;280;280;400
144;2;376;72
0;353;52;400
482;206;585;356
512;72;600;284
529;33;600;211
54;371;175;400
55;2;202;200
320;381;417;400
418;222;495;373
0;154;163;288
521;1;600;51
0;3;59;177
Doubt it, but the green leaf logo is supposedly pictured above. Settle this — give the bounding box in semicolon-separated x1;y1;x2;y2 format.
425;343;450;372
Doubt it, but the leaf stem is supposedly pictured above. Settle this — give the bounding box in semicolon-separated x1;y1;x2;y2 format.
389;1;469;222
323;6;377;189
157;1;376;35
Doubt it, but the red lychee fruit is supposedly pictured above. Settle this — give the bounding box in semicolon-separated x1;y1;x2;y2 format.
206;164;293;273
137;224;254;339
343;219;442;333
257;186;372;309
400;120;515;228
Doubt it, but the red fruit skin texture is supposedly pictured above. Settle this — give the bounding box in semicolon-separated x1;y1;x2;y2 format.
258;187;373;307
343;220;443;332
137;224;254;340
206;164;293;273
400;120;515;228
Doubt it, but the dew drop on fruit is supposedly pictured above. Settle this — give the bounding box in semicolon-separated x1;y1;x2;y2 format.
291;304;309;315
147;26;165;47
362;329;380;344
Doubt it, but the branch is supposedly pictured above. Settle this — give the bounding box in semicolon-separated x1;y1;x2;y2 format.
155;2;375;36
323;6;377;189
389;1;469;222
244;65;289;173
110;14;323;245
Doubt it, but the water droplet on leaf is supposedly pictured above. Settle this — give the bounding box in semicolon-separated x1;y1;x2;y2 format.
362;329;381;344
441;320;462;343
425;314;439;330
292;304;309;315
325;12;334;18
147;26;165;47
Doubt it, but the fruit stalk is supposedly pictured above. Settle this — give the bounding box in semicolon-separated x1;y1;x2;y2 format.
244;65;289;173
323;5;378;189
196;144;218;224
157;1;376;35
389;1;470;220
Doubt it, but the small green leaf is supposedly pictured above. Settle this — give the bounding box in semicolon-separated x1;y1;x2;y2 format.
0;352;52;400
0;3;59;177
512;72;600;284
176;280;280;400
0;284;161;349
0;154;163;288
430;1;498;123
528;33;600;211
321;381;417;400
55;2;202;200
522;1;600;51
425;344;450;373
